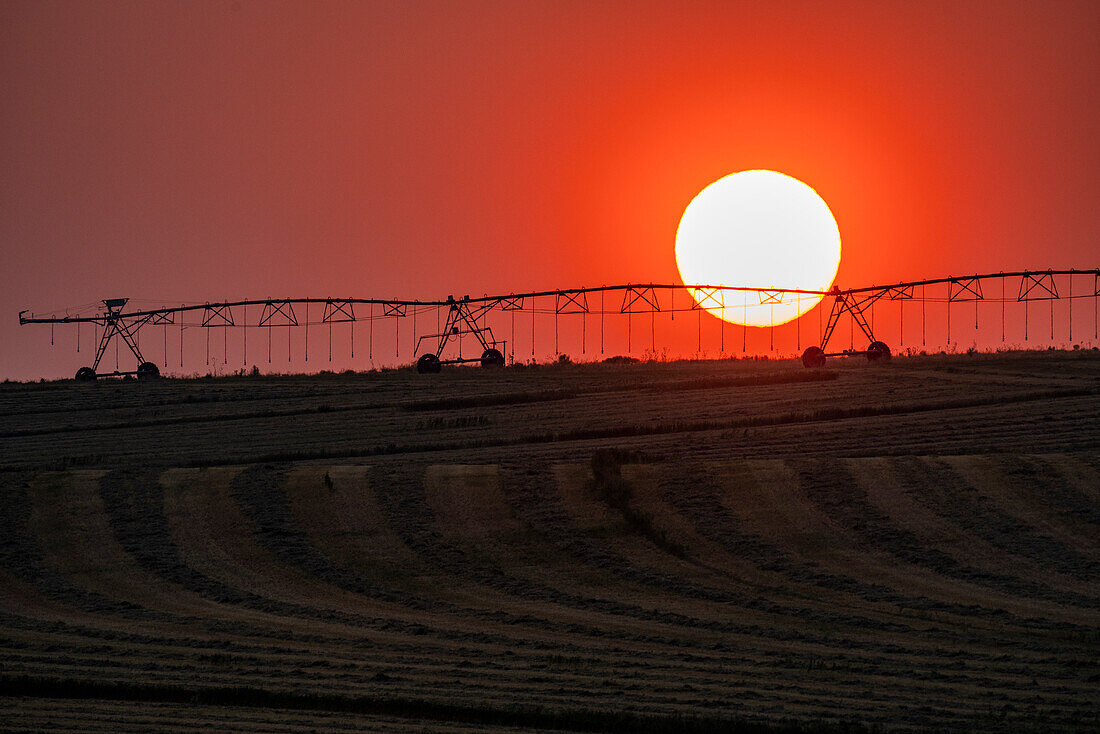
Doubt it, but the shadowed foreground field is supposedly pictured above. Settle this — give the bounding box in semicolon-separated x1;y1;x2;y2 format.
1;352;1098;732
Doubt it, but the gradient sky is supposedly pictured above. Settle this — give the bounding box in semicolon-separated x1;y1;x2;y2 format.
3;1;1098;379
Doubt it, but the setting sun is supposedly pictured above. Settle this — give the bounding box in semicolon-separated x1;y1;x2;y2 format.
675;170;841;326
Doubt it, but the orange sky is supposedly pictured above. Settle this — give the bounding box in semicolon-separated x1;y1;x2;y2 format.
3;1;1098;378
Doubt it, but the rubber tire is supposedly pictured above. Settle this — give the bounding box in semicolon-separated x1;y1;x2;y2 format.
137;361;160;380
801;346;826;368
866;341;892;362
75;366;97;382
416;353;442;374
480;348;505;368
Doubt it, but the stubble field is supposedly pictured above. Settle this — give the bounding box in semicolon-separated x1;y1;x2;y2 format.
1;350;1098;732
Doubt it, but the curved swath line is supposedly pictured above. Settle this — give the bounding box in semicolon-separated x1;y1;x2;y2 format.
629;460;937;616
0;537;1082;726
229;462;753;652
640;460;1097;642
378;457;956;659
100;468;287;616
498;462;780;610
8;459;1091;717
163;465;528;647
372;460;775;641
415;391;1097;472
2;698;497;734
0;395;400;440
872;455;1100;604
495;461;977;652
983;454;1100;581
286;462;616;627
1069;452;1100;502
16;470;409;677
566;459;920;615
0;604;549;697
853;457;1100;621
767;454;1083;625
0;620;562;710
132;465;345;625
100;468;561;648
277;464;430;583
739;459;1038;620
0;472;162;622
668;396;1100;463
651;453;1100;704
290;459;791;653
99;467;504;650
896;456;1099;584
795;459;1100;613
998;454;1100;532
231;463;491;619
229;464;410;604
612;462;1072;669
0;606;570;696
230;462;690;664
0;607;307;651
653;463;1052;628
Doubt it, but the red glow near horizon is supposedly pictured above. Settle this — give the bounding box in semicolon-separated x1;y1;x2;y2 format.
3;2;1099;379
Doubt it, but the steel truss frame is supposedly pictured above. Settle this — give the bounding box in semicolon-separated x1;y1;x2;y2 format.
820;287;884;354
90;299;149;374
18;269;1099;376
414;295;503;364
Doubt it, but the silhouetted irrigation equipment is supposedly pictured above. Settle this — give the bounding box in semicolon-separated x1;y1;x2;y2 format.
18;269;1099;380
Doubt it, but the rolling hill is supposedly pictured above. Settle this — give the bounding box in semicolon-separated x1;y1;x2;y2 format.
1;351;1098;732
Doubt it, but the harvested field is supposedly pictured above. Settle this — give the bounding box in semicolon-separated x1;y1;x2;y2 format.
1;351;1098;732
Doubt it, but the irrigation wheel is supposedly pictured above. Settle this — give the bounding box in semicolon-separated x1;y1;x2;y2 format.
866;341;892;361
480;348;505;368
75;366;97;382
801;346;826;368
416;353;442;374
137;362;161;380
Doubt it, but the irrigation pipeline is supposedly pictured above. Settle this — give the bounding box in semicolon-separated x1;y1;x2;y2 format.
17;268;1100;377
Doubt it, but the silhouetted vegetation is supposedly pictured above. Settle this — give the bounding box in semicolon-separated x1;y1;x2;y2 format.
416;414;492;429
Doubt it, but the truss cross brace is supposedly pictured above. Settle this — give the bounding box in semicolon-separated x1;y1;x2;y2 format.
820;289;882;351
1018;272;1059;301
322;300;355;323
556;291;589;314
91;299;148;372
258;301;298;326
948;278;984;302
621;286;660;313
428;296;498;358
201;304;235;327
690;288;724;309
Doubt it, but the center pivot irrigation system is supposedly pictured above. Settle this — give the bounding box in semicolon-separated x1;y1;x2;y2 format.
18;269;1099;380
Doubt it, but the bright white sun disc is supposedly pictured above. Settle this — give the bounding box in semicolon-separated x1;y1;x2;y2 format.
675;170;841;326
